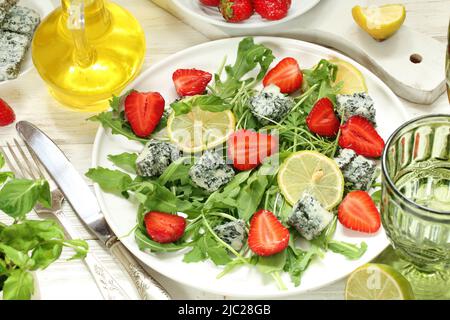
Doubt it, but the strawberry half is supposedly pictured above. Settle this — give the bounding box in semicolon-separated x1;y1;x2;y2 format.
227;129;278;171
200;0;220;5
338;191;381;234
0;98;16;127
124;91;165;138
263;57;303;94
219;0;254;23
248;209;290;256
144;211;187;244
306;98;340;137
339;115;385;158
253;0;290;21
172;69;212;96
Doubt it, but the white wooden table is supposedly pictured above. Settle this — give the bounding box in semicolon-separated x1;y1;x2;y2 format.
0;0;449;300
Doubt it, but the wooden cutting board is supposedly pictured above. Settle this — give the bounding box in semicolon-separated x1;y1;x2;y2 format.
151;0;446;105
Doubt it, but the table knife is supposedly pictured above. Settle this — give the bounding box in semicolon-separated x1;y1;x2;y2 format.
16;121;171;300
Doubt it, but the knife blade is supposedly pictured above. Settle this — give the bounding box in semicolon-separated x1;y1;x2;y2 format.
16;121;171;300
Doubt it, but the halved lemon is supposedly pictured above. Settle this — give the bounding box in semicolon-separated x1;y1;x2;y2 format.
167;107;235;153
330;59;368;95
352;4;406;41
277;151;344;209
345;263;415;300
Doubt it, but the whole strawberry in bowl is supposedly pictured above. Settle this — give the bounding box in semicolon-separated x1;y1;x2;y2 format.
219;0;254;23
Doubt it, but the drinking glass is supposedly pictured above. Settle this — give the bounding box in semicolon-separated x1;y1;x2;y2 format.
381;114;450;300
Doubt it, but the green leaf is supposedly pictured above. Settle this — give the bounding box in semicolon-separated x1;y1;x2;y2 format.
0;171;14;184
2;269;34;300
88;111;148;144
183;244;207;263
283;245;321;287
328;240;368;260
64;239;89;260
205;237;232;266
171;95;232;116
108;152;138;173
371;189;382;205
257;251;287;274
85;167;132;196
31;242;63;269
237;173;268;221
135;228;188;253
0;179;49;219
0;153;4;169
157;158;192;185
0;244;34;269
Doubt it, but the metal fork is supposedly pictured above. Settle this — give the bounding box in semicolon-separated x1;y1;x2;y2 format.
1;139;131;300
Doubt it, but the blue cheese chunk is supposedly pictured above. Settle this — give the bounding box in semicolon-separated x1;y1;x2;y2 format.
136;140;181;178
1;6;40;36
0;31;30;81
249;85;294;125
214;220;246;251
189;151;235;192
337;93;376;124
0;1;18;24
288;192;334;240
334;148;376;190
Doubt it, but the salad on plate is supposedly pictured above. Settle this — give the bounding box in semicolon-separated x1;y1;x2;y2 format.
87;37;385;289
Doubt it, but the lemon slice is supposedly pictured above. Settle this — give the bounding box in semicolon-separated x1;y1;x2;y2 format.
167;107;235;153
330;59;368;95
345;264;415;300
352;4;406;41
277;151;344;209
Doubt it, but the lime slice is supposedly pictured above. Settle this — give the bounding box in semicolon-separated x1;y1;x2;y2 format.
167;107;235;153
277;151;344;209
352;4;406;41
345;263;415;300
330;59;368;95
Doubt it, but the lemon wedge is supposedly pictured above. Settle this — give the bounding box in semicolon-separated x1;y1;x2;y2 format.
167;107;235;153
352;4;406;41
330;59;368;95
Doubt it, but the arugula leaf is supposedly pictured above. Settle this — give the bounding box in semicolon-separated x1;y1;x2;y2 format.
328;240;368;260
214;37;275;99
257;251;286;274
183;244;207;263
284;245;322;287
237;173;268;221
2;269;34;300
88;111;148;144
171;95;232;116
135;228;188;253
108;152;138;173
184;235;231;266
0;179;51;219
85;167;132;196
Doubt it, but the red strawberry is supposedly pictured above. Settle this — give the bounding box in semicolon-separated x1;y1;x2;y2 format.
253;0;289;21
219;0;254;23
124;91;165;137
172;69;212;96
248;209;290;256
228;129;278;171
306;98;340;137
263;57;303;94
339;115;385;158
144;212;187;244
0;99;16;127
338;191;381;234
200;0;220;5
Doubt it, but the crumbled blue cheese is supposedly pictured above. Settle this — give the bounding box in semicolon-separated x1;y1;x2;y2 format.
249;85;294;125
136;140;181;178
0;30;30;81
189;151;235;192
334;148;376;190
288;192;334;240
337;93;376;124
214;220;246;251
1;6;40;36
0;1;18;24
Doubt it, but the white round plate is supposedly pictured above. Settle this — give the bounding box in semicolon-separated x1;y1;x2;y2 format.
172;0;320;29
92;37;407;298
0;0;55;85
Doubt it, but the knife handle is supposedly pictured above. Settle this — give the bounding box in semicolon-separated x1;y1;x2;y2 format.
109;240;171;300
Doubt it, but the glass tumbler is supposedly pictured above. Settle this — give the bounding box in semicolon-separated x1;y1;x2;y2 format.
381;115;450;300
